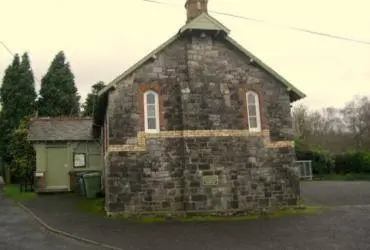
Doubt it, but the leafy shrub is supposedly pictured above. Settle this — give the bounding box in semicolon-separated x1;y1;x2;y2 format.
295;147;334;175
334;151;370;174
8;117;35;182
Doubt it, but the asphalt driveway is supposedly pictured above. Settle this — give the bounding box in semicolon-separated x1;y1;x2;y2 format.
0;197;100;250
301;181;370;206
17;181;370;250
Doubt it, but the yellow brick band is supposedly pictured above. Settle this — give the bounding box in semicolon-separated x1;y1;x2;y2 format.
108;129;294;152
145;130;261;138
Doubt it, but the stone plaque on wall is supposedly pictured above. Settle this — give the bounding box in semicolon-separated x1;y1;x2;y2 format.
203;175;219;186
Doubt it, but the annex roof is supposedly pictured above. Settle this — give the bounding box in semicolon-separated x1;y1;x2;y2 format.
28;117;94;142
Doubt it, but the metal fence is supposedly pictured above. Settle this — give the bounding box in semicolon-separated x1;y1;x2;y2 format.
295;160;313;180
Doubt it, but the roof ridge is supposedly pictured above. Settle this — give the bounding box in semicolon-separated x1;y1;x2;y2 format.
30;116;93;121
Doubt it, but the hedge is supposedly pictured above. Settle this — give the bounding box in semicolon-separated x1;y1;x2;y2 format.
334;151;370;174
295;148;334;175
296;148;370;175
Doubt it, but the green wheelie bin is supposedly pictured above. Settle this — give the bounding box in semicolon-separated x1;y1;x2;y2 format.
83;172;102;199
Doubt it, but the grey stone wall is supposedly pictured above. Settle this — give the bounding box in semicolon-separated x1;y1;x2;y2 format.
105;37;188;213
104;32;299;215
182;137;299;212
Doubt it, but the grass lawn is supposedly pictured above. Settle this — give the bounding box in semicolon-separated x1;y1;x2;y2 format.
313;173;370;181
76;197;105;216
3;184;37;202
133;206;327;224
76;197;326;223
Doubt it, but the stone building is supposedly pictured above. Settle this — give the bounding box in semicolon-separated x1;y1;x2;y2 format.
94;0;306;216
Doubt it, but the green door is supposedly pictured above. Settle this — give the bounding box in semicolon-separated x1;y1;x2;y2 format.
46;147;70;190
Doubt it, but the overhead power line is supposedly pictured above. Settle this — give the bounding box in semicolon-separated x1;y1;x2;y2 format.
0;40;42;84
0;41;14;55
143;0;370;46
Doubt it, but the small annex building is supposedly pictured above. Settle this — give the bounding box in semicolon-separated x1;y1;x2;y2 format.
28;117;103;193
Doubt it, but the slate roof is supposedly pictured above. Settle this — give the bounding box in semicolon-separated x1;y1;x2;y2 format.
28;117;94;141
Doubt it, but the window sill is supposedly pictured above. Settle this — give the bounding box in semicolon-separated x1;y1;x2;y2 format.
249;129;262;133
145;130;160;134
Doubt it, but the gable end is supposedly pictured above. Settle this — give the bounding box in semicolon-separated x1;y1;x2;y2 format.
98;13;306;103
225;36;306;102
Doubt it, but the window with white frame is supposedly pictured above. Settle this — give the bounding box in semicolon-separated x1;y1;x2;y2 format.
144;90;160;133
246;91;261;132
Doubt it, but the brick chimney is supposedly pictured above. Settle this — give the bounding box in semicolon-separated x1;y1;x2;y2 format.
185;0;208;23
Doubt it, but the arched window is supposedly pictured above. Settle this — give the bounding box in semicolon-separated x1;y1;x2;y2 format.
144;90;160;133
246;91;261;132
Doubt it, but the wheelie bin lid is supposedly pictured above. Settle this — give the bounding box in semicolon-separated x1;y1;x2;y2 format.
83;172;101;178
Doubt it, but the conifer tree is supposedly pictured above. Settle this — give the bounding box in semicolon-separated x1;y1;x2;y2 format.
38;51;80;116
0;54;21;163
18;53;37;117
0;53;37;166
82;81;105;117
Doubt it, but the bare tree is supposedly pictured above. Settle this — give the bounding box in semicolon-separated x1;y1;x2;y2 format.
292;95;370;153
292;104;310;140
341;96;370;150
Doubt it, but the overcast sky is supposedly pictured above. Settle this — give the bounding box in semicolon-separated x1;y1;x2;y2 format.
1;0;369;110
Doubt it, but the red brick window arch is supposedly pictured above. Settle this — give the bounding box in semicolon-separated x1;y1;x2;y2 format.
138;84;164;132
144;90;160;133
246;91;262;132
